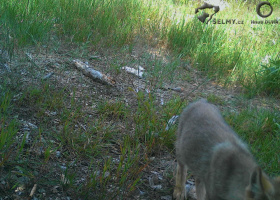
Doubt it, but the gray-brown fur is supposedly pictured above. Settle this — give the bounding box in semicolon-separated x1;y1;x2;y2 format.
173;99;280;200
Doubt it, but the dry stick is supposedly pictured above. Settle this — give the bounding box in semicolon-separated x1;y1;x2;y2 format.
29;184;37;197
73;59;115;86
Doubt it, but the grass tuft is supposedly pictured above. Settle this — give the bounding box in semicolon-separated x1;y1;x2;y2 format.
225;107;280;175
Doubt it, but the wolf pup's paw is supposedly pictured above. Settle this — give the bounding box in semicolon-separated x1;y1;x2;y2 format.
173;186;186;200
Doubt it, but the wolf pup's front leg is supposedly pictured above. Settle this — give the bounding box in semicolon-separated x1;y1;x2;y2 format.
173;162;188;200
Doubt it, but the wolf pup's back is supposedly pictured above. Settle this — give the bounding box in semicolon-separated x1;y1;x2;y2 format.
173;99;280;200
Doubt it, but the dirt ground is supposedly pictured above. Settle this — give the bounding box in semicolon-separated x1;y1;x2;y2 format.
1;43;279;200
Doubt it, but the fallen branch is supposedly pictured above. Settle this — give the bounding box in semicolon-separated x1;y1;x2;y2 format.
29;184;37;197
122;66;145;78
73;59;115;86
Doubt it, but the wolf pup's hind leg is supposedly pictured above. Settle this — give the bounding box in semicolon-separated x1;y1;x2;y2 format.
195;178;206;200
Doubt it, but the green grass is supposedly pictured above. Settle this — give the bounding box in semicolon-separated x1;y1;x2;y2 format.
1;0;279;95
133;91;186;151
254;56;280;97
206;94;225;105
1;73;279;198
0;72;187;198
225;107;280;175
168;1;280;93
0;89;18;167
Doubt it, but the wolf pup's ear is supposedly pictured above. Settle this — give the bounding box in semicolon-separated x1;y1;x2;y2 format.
246;167;275;199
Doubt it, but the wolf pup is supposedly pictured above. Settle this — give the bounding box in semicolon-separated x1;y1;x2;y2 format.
173;99;280;200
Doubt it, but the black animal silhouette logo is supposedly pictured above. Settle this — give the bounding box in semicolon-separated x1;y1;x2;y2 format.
195;3;220;24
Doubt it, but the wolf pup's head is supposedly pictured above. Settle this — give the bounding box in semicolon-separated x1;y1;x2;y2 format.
245;167;280;200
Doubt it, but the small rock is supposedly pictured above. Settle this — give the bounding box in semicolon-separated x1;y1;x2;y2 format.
149;175;162;190
139;190;145;195
89;56;100;60
161;195;172;200
56;151;61;158
171;87;184;93
60;165;67;171
51;186;60;193
42;72;54;80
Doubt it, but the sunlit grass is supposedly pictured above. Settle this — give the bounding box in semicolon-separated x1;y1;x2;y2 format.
0;0;279;95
